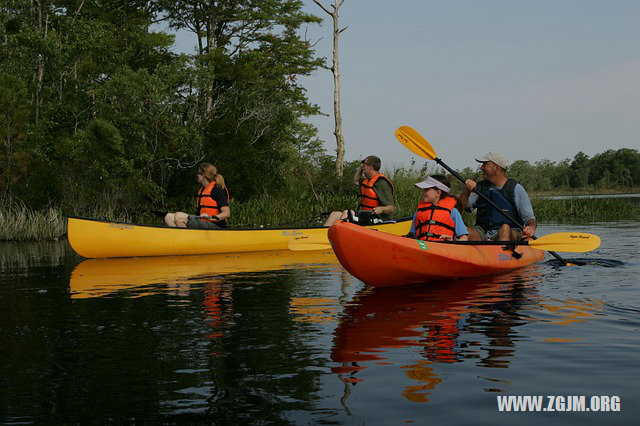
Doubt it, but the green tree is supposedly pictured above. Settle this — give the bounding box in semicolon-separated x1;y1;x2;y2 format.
0;73;30;198
569;152;590;188
508;160;534;189
158;0;325;200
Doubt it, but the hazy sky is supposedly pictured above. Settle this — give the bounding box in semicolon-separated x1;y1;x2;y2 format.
298;0;640;171
173;0;640;172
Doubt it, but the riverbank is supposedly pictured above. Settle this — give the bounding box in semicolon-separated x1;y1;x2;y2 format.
2;192;639;241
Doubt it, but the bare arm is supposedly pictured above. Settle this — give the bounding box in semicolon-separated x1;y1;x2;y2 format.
200;205;230;221
521;218;537;239
459;179;476;210
372;205;395;216
353;163;364;185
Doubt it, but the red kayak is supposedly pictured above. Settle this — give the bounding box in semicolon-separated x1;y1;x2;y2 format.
327;221;544;288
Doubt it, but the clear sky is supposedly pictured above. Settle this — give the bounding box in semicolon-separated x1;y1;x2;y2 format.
298;0;640;171
171;1;640;172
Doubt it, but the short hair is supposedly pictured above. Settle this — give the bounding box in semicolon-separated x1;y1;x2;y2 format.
363;155;381;171
430;174;451;195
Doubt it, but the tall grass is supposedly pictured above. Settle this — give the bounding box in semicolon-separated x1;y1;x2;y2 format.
532;198;640;224
0;203;66;241
1;167;638;240
0;200;134;241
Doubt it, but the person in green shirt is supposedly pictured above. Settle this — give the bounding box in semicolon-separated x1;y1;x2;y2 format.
324;155;396;227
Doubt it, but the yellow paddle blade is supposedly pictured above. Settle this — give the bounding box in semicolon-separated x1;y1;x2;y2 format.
288;234;332;251
394;126;437;160
530;232;601;253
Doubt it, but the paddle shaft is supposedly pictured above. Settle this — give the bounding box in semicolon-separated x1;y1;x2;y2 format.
432;157;569;263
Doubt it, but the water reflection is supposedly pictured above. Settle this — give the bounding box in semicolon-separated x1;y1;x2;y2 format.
69;249;338;298
539;298;605;326
331;268;544;400
203;280;234;340
289;297;339;323
330;262;613;404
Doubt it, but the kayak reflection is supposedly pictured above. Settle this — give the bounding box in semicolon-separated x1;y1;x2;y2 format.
69;249;337;299
331;266;542;400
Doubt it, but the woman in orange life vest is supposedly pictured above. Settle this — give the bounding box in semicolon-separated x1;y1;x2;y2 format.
323;155;396;227
165;163;231;229
409;175;468;241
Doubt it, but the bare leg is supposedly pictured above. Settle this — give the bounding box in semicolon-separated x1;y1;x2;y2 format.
496;224;513;241
174;212;189;228
323;211;343;227
165;213;177;227
339;210;354;221
467;227;482;241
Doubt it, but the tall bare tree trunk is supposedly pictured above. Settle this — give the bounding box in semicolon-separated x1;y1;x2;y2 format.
34;0;47;124
314;0;348;177
205;3;217;119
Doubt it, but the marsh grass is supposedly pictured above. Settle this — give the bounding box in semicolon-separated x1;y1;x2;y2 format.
532;197;640;224
0;203;66;241
2;168;639;240
0;201;134;241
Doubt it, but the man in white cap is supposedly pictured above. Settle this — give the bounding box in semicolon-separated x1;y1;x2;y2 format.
459;152;536;241
408;174;468;241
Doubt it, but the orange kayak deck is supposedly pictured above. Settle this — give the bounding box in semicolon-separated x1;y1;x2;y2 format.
328;221;545;288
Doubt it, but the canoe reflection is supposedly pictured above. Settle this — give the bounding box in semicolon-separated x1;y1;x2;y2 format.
70;249;337;299
331;267;542;399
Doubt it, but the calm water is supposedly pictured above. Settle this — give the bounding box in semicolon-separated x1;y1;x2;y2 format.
1;222;638;424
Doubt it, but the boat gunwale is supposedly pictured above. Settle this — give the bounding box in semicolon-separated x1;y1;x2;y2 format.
67;215;414;232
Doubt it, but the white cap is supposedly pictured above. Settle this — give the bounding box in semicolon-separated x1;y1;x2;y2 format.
415;176;450;192
475;152;508;169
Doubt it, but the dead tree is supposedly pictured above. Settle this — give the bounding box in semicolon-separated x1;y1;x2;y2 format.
313;0;348;177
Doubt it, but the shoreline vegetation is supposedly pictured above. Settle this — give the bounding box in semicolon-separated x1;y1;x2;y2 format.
2;178;639;242
4;4;640;241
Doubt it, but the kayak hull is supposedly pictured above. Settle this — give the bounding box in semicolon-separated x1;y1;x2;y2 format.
328;221;545;287
67;216;412;258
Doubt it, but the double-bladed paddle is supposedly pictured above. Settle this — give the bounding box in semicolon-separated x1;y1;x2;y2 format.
447;232;600;252
287;229;600;252
394;126;598;265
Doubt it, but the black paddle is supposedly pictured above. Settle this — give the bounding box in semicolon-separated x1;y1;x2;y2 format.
394;126;585;266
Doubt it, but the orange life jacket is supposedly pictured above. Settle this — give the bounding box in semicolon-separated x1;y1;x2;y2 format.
359;173;394;210
196;182;229;223
414;196;457;241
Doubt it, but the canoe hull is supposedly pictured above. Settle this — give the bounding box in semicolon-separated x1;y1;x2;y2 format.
328;221;545;287
67;216;412;258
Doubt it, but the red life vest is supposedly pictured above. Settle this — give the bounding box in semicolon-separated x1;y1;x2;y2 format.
196;182;229;223
359;173;394;210
414;196;457;241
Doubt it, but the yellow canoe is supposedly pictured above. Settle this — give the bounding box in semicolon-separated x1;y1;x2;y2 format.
67;216;412;258
70;249;338;298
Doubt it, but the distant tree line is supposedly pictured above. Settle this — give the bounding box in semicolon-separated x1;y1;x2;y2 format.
458;149;640;192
